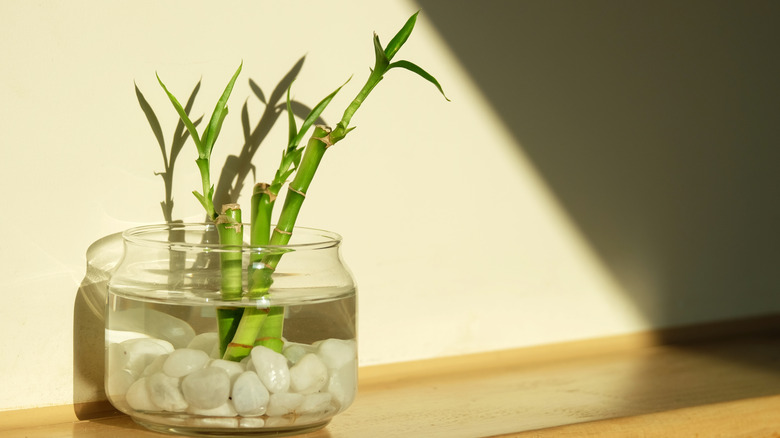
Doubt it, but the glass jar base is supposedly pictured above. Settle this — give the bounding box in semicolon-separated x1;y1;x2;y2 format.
133;416;330;437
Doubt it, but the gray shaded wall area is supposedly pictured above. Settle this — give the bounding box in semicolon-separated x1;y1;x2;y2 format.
418;0;780;327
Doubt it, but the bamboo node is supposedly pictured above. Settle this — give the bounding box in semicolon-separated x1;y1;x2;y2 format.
254;182;278;202
274;227;293;236
288;186;306;197
314;125;334;148
220;203;241;214
227;342;254;350
214;214;242;232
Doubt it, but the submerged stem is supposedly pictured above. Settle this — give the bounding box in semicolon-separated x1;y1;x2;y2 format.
216;205;243;357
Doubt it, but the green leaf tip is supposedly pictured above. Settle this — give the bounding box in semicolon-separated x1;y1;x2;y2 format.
157;72;203;150
388;60;450;101
385;11;419;61
202;61;243;158
373;32;389;72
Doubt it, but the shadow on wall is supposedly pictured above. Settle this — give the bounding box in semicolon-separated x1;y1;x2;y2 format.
417;0;780;328
417;0;780;419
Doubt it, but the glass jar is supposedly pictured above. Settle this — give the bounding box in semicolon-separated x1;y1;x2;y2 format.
105;223;357;436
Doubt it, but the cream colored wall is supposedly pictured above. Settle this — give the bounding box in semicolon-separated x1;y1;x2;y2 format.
2;0;779;411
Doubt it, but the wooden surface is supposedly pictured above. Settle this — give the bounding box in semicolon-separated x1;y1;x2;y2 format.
2;315;779;437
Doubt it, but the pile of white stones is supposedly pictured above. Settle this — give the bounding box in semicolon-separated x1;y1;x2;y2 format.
106;332;356;425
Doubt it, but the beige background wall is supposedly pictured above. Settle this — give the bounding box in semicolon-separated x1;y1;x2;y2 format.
1;0;779;411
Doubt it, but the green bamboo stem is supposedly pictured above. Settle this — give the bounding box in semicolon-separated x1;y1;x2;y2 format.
215;204;244;357
255;306;284;351
197;13;444;362
222;307;268;361
250;183;274;247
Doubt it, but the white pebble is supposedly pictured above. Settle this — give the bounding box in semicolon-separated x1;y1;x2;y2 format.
299;392;333;414
239;417;266;428
187;400;237;417
317;339;356;370
209;359;245;384
283;343;313;365
266;393;304;417
264;415;294;428
186;332;219;356
251;346;290;393
193;417;239;428
163;348;210;377
125;377;159;411
141;354;168;377
181;367;231;409
240;355;254;372
231;371;270;417
327;360;357;410
289;354;328;394
116;338;174;376
147;372;188;412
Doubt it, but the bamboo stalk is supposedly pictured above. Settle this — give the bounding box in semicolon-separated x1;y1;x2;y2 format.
215;204;244;357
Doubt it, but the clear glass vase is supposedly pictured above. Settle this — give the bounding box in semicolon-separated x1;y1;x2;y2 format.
105;223;357;436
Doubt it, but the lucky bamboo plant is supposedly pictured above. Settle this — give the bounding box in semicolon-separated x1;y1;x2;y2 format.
155;12;447;362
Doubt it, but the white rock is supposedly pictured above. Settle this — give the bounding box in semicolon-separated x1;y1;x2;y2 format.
283;343;313;365
147;372;188;412
193;417;239;428
181;367;231;410
187;400;238;417
264;415;294;428
317;339;356;370
186;332;219;356
266;392;304;417
116;338;174;376
299;392;333;414
163;348;210;377
240;355;254;372
209;342;221;359
250;346;290;393
141;354;168;377
327;359;357;410
187;400;237;417
209;359;244;384
239;417;266;428
231;371;270;417
125;377;159;411
289;354;328;394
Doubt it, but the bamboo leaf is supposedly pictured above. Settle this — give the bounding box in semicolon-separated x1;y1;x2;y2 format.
192;190;208;210
384;12;419;61
157;73;203;151
286;82;297;151
171;81;203;167
373;33;389;71
202;61;243;157
289;147;304;169
287;101;326;126
388;60;450;101
290;77;350;150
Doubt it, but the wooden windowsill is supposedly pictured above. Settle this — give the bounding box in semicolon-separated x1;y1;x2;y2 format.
2;315;779;437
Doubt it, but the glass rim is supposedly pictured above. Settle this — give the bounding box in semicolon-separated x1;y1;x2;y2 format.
121;223;343;253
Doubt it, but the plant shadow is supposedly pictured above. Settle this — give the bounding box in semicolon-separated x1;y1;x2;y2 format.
72;57;323;410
